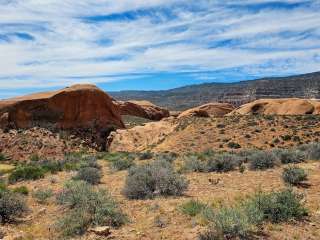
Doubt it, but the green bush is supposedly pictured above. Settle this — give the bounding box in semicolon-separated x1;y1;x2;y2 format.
249;151;278;170
56;181;126;236
110;158;135;171
282;167;307;186
139;151;154;160
0;153;7;162
181;155;207;173
32;189;53;204
0;180;7;192
73;167;102;185
212;206;255;239
273;149;305;164
207;154;238;173
9;166;45;183
299;143;320;160
180;200;206;217
123;159;188;199
12;186;29;195
0;190;28;223
247;189;307;223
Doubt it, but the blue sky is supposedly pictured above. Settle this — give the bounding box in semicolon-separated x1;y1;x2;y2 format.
0;0;319;98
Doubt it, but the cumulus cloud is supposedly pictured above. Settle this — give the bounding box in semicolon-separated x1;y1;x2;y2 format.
0;0;319;97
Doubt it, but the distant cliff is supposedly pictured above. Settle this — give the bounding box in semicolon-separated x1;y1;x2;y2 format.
110;71;320;110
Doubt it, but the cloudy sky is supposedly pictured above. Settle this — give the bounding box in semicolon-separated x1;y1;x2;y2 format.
0;0;319;98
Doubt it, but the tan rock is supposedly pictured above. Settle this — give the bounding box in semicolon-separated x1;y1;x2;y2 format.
88;226;111;236
178;102;234;118
230;98;320;115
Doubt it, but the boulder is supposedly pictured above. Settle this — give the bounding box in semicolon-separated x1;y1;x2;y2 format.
114;100;169;120
230;98;320;115
0;84;125;130
88;226;111;236
178;103;234;118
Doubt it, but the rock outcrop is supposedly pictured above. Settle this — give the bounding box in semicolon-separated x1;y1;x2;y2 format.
114;100;169;120
230;98;320;115
178;103;234;118
0;84;125;130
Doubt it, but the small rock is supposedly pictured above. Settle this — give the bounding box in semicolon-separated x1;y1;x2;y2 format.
88;226;111;237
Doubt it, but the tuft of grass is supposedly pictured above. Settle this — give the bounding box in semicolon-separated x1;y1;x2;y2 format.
180;200;207;217
32;189;53;204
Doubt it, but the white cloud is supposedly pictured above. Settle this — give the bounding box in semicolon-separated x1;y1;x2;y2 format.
0;0;319;96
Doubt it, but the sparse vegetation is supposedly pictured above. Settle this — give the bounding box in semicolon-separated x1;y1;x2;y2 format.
180;200;207;217
123;159;188;199
0;190;28;223
9;165;45;183
282;166;308;186
249;151;278;170
32;189;53;204
73;167;102;185
12;186;29;195
56;180;126;236
227;141;241;149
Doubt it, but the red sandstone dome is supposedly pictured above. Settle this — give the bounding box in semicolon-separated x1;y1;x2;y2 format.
0;84;125;130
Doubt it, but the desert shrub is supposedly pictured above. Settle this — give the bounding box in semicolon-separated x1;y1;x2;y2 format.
212;206;255;239
247;189;307;223
0;153;7;162
123;159;188;199
79;156;101;169
281;135;292;141
110;157;135;171
154;152;178;163
180;200;207;217
56;181;126;236
249;151;278;170
73;167;102;185
0;180;7;192
299;143;320;160
282;167;307;186
139;151;154;160
29;154;40;162
0;190;28;223
181;155;207;173
12;186;29;195
32;189;53;204
207;153;238;173
227;142;241;149
273;149;305;164
9;166;45;183
37;160;64;174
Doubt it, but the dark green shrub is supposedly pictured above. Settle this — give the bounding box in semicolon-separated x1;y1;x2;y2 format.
73;167;102;185
56;181;126;236
247;189;307;223
12;186;29;195
139;151;154;160
0;180;7;192
0;190;28;223
123;159;188;199
207;154;238;172
227;142;241;149
38;160;64;174
32;189;53;204
282;167;307;186
9;166;45;183
29;154;40;162
249;151;278;170
0;153;7;162
180;200;206;217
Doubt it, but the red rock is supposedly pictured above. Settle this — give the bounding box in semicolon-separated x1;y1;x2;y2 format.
0;84;124;130
114;100;169;120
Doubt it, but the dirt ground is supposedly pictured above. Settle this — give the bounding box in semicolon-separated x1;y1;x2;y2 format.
1;158;319;240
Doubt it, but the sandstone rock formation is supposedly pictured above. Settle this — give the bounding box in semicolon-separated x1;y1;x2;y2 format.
230;98;320;115
114;100;169;120
0;84;125;130
178;103;234;118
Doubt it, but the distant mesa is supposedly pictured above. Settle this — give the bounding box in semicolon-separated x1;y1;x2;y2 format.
178;102;235;118
0;84;124;130
230;98;320;115
113;100;170;121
